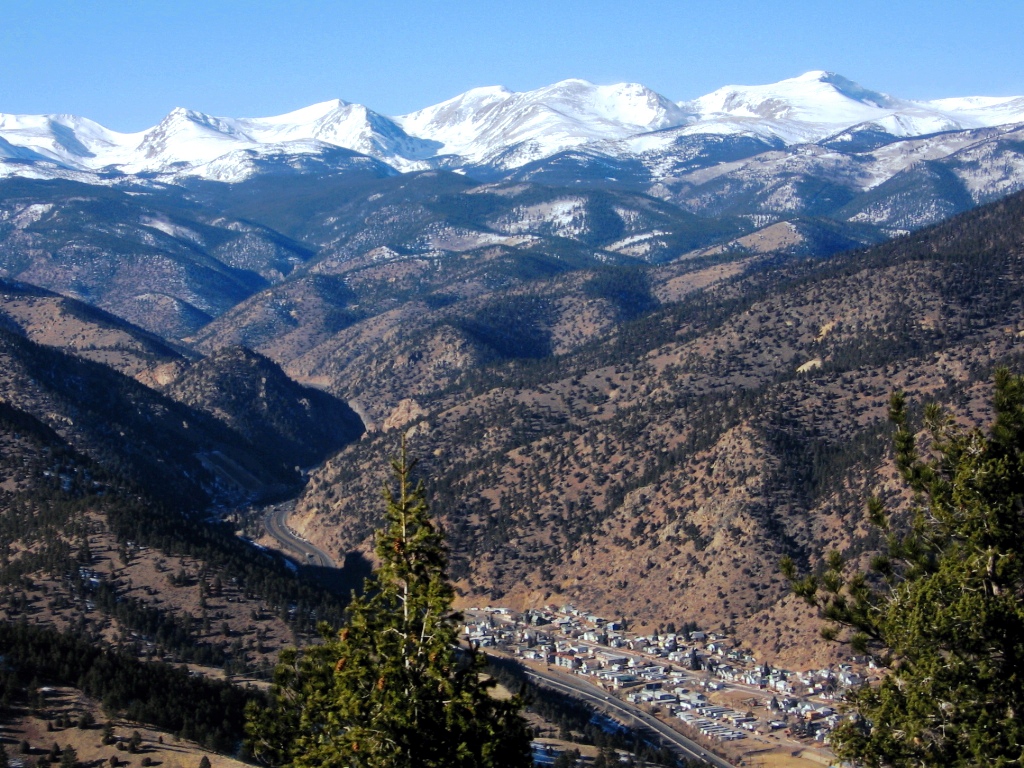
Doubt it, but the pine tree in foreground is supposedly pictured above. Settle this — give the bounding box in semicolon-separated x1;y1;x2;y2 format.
783;369;1024;766
246;442;532;768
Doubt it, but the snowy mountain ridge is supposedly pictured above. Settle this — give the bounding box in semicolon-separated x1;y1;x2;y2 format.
1;71;1023;183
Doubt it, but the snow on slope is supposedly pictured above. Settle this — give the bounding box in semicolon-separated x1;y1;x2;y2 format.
0;103;426;181
689;71;900;123
925;95;1024;124
0;134;53;163
676;71;1021;145
1;72;1023;182
0;112;144;168
231;100;440;171
395;79;693;165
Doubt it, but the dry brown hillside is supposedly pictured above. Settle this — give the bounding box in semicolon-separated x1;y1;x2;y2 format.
277;192;1024;667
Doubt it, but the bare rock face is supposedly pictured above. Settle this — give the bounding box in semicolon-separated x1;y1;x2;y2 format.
137;360;187;388
382;398;428;432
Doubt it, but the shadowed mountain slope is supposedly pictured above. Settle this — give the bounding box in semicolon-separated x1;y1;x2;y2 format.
0;326;299;506
153;345;364;469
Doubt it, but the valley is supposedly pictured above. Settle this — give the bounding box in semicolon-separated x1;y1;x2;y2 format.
2;69;1024;767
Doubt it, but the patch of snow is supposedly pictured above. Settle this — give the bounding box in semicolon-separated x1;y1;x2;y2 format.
11;202;53;228
139;215;204;244
496;197;587;237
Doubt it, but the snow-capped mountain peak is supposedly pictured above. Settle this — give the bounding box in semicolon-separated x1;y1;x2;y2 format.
133;107;252;166
1;71;1023;182
663;70;1024;146
687;70;901;125
528;78;692;129
396;78;691;165
0;112;139;167
251;98;351;125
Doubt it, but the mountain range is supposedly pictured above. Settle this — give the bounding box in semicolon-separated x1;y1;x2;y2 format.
2;70;1023;181
4;70;1024;677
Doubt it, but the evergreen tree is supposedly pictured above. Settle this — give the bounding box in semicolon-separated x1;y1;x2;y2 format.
59;746;77;768
593;746;618;768
783;369;1024;766
246;442;532;768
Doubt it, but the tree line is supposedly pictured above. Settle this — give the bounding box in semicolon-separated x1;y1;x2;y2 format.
0;621;258;752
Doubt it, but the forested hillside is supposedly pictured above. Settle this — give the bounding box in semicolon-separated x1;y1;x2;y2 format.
285;189;1024;666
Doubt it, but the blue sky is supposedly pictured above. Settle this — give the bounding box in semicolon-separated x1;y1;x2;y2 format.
3;0;1023;131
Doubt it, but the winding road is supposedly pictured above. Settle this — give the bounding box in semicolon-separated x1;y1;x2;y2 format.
262;503;336;568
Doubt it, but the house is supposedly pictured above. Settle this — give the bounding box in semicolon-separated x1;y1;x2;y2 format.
639;665;667;678
554;652;580;670
600;673;637;689
596;651;630;667
839;669;864;687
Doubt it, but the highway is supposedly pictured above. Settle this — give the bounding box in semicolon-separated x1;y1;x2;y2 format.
257;515;735;768
518;663;737;768
262;503;336;568
258;511;735;767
